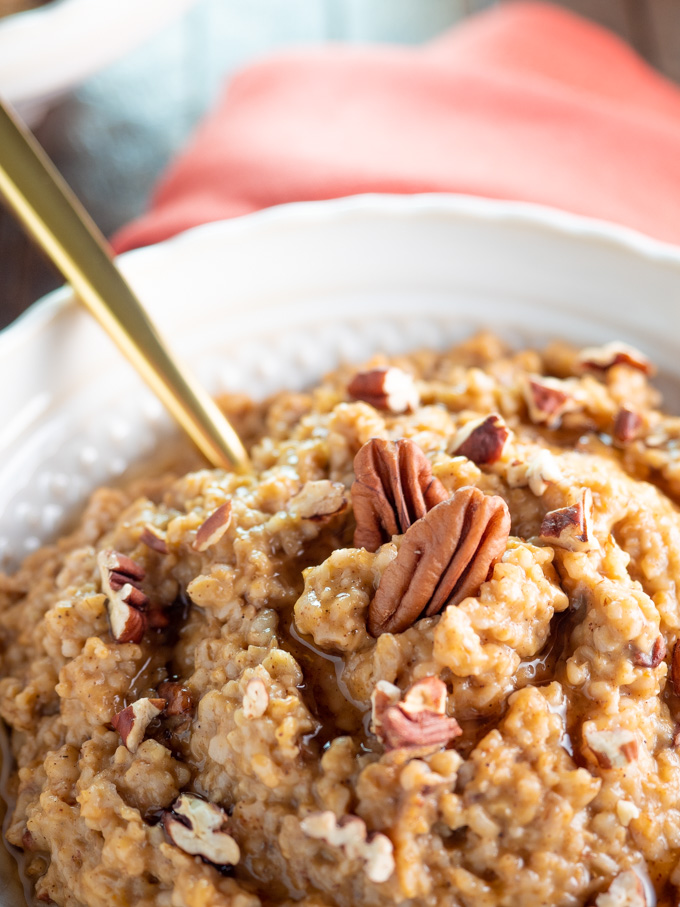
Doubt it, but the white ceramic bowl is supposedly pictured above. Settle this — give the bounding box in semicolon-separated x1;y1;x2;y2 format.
2;193;680;578
0;0;199;126
1;192;680;902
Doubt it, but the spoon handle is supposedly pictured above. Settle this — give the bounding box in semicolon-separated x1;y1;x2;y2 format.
0;100;249;472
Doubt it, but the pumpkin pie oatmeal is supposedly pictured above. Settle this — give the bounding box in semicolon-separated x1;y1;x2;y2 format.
2;332;680;906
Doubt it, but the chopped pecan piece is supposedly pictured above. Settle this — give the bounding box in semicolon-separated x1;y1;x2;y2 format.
108;603;145;644
140;525;169;554
348;367;419;414
352;438;448;552
163;793;240;867
300;811;394;884
538;489;598;553
595;870;648;907
242;677;269;719
371;677;461;750
506;449;562;497
111;697;165;753
193;502;233;552
632;635;666;669
616;799;640;827
368;486;511;636
100;550;145;582
523;375;578;428
449;413;510;465
613;407;643;445
157;681;194;716
97;549;148;644
583;724;638;769
289;480;347;521
577;341;654;376
672;641;680;696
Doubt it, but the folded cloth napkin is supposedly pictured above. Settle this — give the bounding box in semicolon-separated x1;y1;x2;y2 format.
113;0;680;252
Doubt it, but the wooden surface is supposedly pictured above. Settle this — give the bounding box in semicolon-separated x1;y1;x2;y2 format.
0;0;678;332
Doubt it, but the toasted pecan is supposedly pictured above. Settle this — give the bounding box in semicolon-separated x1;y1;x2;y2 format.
347;366;419;414
632;635;666;669
371;677;461;750
613;407;643;445
111;697;166;752
583;724;638;770
289;480;347;521
368;486;511;636
157;681;194;716
539;489;598;552
449;413;510;465
523;376;577;428
577;341;654;376
163;794;240;867
352;438;448;552
193;502;233;552
97;549;149;644
140;525;169;554
594;870;648;907
300;812;394;884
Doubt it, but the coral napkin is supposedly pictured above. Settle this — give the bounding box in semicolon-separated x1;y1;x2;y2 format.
113;0;680;252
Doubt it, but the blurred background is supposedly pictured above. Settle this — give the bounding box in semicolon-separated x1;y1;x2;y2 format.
0;0;678;330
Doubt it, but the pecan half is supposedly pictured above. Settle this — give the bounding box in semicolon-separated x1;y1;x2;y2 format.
140;525;169;554
613;407;643;445
352;438;448;551
348;367;419;414
368;487;511;636
289;480;347;521
163;793;240;867
157;681;194;716
583;725;638;770
595;870;648;907
111;697;165;753
632;635;666;669
371;677;461;750
523;375;578;428
449;413;510;465
300;811;394;884
193;502;233;552
97;549;148;643
577;341;654;376
538;489;598;553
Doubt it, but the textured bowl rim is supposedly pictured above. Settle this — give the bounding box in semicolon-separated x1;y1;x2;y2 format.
3;192;680;359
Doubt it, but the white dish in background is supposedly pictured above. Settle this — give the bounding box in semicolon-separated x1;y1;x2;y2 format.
1;192;680;902
0;0;199;126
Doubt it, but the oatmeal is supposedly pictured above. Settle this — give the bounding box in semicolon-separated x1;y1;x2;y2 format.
2;332;680;906
0;0;50;18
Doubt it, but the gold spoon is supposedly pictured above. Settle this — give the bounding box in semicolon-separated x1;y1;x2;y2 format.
0;99;249;472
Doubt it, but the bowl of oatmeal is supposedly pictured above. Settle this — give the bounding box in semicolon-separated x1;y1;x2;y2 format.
2;194;680;907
